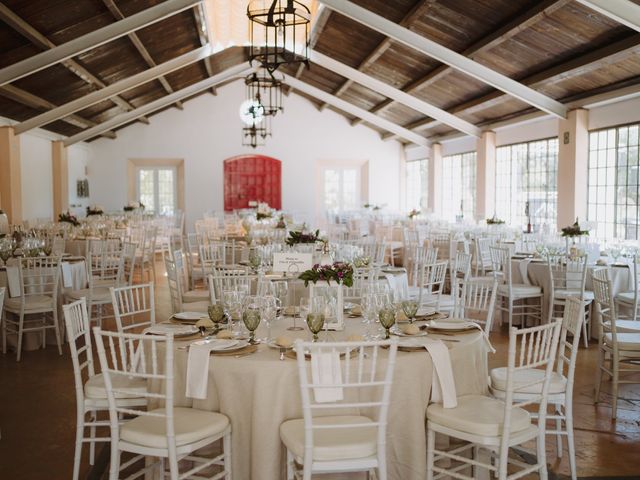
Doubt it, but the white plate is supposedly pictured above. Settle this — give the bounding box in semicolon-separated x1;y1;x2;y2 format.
267;340;294;350
428;319;477;331
191;339;247;351
145;324;198;336
174;311;207;321
391;327;428;337
417;307;436;317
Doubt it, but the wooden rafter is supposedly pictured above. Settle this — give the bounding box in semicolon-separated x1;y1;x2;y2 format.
576;0;640;33
192;2;217;95
353;0;570;126
101;0;183;109
0;2;149;124
0;85;116;139
383;32;640;138
320;0;436;110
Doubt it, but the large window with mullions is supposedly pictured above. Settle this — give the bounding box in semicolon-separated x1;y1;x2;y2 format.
495;138;558;229
587;123;640;240
441;152;476;221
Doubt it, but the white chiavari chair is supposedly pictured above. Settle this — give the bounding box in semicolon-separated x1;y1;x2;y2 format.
174;249;209;303
453;276;498;334
121;241;138;286
93;328;232;480
410;261;448;310
547;253;593;347
66;239;124;327
491;245;543;328
591;268;640;419
426;319;562;480
165;256;209;315
2;256;62;361
63;298;146;480
439;251;472;313
52;236;66;256
473;236;494;277
614;253;640;321
281;339;398;480
199;243;226;279
110;283;156;334
207;267;251;304
489;296;584;480
407;246;438;287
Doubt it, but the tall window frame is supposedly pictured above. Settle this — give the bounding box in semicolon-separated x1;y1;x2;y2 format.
495;138;558;228
136;166;177;215
441;151;476;221
406;158;428;211
587;122;640;240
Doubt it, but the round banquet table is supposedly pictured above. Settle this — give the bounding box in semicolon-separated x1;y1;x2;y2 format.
157;319;490;480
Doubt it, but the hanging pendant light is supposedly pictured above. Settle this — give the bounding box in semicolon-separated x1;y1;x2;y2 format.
247;0;310;73
245;69;284;117
242;116;272;148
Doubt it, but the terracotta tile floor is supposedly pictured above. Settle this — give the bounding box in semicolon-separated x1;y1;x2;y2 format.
1;262;639;479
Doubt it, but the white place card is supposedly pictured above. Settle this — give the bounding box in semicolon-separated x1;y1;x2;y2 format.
272;253;313;274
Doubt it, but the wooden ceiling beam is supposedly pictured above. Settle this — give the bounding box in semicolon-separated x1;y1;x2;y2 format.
0;85;116;139
576;0;640;33
310;50;481;137
320;0;437;110
101;0;183;109
193;2;217;95
0;0;201;86
64;63;252;146
383;32;640;139
282;73;430;146
355;0;570;125
15;46;212;134
0;2;148;123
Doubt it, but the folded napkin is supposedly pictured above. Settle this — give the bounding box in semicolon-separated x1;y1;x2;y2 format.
6;266;20;297
144;324;196;336
311;350;344;403
186;341;219;399
518;258;532;285
61;262;73;288
423;338;457;408
431;319;496;354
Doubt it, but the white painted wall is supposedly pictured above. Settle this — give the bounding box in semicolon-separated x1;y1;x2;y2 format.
68;143;92;217
88;80;402;228
20;133;53;223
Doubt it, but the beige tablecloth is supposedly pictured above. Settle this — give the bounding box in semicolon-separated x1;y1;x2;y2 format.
159;319;489;480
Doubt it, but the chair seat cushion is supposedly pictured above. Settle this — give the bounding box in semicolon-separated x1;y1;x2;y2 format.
603;320;640;333
615;291;637;305
427;394;531;437
66;287;111;303
497;284;542;298
604;332;640;350
554;289;594;301
490;367;567;395
183;290;209;303
4;294;54;312
121;408;229;449
280;415;377;462
84;373;147;400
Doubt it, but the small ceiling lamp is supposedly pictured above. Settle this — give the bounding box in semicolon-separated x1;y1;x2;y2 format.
247;0;310;73
245;69;284;117
239;98;266;126
242;117;271;148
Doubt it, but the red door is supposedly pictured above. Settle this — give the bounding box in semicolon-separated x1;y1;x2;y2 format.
223;155;282;211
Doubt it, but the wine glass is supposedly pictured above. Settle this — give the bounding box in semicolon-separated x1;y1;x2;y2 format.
242;296;262;344
261;295;279;342
361;293;379;339
378;302;397;340
249;250;262;272
306;299;326;342
207;303;226;332
401;299;419;324
222;290;240;331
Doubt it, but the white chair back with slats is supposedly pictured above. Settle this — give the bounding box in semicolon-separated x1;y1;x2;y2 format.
407;246;438;287
63;298;96;391
17;256;61;300
208;267;251;303
591;268;620;339
110;283;156;333
358;241;386;265
555;297;584;399
199;243;226;276
450;250;472;291
489;245;512;285
165;256;184;314
454;276;498;334
547;253;587;295
86;239;124;288
52;236;66;256
474;236;493;276
120;241;138;286
415;261;448;309
291;339;398;478
173;249;191;296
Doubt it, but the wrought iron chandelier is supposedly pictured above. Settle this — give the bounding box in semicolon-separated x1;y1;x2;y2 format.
245;69;284;117
242;118;271;148
247;0;310;73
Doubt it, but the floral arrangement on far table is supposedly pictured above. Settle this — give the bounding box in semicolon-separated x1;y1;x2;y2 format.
408;209;420;219
486;215;505;225
299;262;354;288
86;205;104;216
561;218;589;238
255;202;274;221
286;229;320;247
124;201;144;212
59;211;80;227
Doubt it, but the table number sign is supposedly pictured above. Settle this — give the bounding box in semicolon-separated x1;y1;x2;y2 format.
272;253;313;274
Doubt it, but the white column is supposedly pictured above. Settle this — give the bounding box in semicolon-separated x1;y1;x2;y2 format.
429;143;442;215
475;131;496;221
0;126;22;224
557;109;589;230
